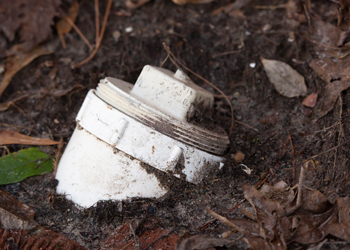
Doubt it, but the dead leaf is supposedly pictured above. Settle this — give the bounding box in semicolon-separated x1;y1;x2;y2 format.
0;129;59;146
310;19;341;47
291;209;334;244
175;235;231;250
309;58;350;116
0;189;37;230
0;0;61;54
326;197;350;241
0;44;55;98
233;151;245;162
298;189;332;214
261;57;307;98
302;93;318;108
259;181;295;209
56;1;79;48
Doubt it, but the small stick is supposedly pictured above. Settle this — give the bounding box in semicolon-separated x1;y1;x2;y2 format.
212;50;239;58
53;137;64;176
289;134;296;185
95;0;100;44
73;0;112;68
299;140;349;166
206;208;243;233
64;16;93;51
227;199;244;213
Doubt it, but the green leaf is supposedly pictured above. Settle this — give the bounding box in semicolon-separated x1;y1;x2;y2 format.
0;147;53;185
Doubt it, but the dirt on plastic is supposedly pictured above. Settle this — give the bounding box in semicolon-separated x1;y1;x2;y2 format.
1;0;350;249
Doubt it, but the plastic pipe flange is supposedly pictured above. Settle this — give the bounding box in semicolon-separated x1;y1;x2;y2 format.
55;65;230;207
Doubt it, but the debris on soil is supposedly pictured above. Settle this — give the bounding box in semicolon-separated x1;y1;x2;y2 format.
309;58;350;116
0;225;85;249
72;0;113;68
233;151;245;163
0;189;37;230
0;129;58;146
302;93;317;108
102;216;180;249
206;163;350;249
261;57;307;98
56;1;80;49
0;0;61;56
175;234;232;250
0;43;55;98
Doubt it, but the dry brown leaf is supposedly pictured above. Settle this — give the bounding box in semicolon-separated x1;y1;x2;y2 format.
0;0;60;55
309;58;350;116
0;44;55;98
0;129;59;146
175;235;231;250
302;93;317;108
259;181;295;209
56;1;79;48
261;57;307;98
326;197;350;241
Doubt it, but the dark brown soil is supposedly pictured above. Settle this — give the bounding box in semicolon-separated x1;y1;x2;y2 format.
1;0;350;249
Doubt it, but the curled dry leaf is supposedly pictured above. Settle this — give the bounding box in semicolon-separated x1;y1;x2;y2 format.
309;58;350;117
302;93;317;108
0;129;59;146
0;44;55;98
261;57;307;98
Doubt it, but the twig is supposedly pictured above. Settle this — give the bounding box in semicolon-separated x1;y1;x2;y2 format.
130;220;140;250
212;50;239;58
73;0;113;68
162;43;258;136
254;4;286;9
206;208;243;233
95;0;100;44
64;16;93;51
289;134;296;185
299;140;349;166
53;137;64;176
227;199;245;213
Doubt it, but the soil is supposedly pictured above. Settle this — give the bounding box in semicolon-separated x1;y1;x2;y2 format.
1;0;350;249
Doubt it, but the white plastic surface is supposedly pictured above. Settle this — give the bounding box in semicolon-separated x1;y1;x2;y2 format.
56;128;167;207
77;90;225;184
131;66;214;122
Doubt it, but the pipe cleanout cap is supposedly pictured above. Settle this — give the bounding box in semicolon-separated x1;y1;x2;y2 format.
55;65;230;207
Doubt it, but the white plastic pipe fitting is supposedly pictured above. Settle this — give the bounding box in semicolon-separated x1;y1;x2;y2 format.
55;65;230;207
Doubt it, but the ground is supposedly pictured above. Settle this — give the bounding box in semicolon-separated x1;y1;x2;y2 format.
1;0;350;249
